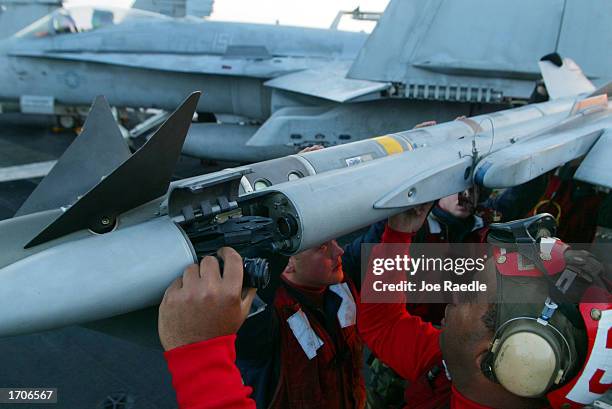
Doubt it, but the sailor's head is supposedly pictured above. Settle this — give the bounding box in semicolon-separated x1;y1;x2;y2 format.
283;240;345;287
438;189;475;219
439;220;610;408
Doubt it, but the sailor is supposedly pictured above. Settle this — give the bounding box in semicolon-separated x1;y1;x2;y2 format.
359;211;611;409
415;190;487;244
233;144;418;409
233;143;428;409
158;206;426;409
528;163;608;243
158;213;610;409
365;191;485;409
233;236;366;409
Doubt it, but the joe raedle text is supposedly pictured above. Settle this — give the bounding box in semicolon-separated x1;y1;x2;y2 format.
371;280;488;293
368;253;489;294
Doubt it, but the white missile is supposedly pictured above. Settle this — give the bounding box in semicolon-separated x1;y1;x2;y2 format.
0;55;610;336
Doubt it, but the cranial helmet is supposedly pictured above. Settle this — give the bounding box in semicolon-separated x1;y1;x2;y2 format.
482;213;611;408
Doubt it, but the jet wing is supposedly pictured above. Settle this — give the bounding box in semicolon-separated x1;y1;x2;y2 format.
8;50;316;79
264;64;391;103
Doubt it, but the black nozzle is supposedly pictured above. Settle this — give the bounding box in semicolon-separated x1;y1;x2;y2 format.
214;256;271;290
277;214;298;238
242;257;271;289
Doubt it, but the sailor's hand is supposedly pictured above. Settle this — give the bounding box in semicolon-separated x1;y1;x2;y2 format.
388;202;433;233
158;247;257;351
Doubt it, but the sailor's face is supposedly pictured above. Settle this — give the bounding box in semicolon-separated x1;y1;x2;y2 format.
438;191;473;219
293;240;345;287
439;260;497;384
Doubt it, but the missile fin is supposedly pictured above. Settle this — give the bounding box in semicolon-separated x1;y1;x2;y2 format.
574;128;612;189
15;96;131;217
25;92;201;248
374;156;472;209
538;54;595;99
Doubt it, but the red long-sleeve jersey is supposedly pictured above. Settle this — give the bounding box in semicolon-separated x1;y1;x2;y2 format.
165;335;256;409
358;225;493;409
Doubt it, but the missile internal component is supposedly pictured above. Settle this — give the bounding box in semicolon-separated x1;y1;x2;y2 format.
168;169;302;256
215;256;271;290
185;216;277;256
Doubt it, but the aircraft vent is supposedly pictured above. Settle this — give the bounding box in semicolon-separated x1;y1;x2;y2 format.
403;83;504;103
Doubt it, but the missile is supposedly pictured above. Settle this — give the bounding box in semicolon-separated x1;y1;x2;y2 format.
0;57;610;337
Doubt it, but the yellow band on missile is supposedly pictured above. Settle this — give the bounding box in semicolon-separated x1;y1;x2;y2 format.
374;136;404;155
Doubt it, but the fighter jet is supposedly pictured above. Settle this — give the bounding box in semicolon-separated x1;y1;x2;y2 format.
0;54;609;339
2;0;611;163
0;4;369;153
0;0;213;40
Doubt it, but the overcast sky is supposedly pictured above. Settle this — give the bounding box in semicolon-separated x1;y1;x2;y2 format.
63;0;390;32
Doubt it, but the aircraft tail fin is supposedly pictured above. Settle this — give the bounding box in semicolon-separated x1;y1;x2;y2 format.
25;92;201;248
15;96;131;217
346;0;431;83
538;53;596;99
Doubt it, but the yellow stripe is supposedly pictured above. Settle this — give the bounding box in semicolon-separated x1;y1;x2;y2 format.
374;136;404;155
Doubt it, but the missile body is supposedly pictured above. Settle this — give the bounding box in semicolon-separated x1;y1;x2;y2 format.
0;217;194;335
0;81;610;337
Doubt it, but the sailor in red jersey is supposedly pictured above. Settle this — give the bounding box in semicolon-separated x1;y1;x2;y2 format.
159;247;257;409
158;212;610;409
359;209;612;409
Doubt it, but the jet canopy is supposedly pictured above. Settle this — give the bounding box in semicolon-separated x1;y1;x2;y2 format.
14;6;168;38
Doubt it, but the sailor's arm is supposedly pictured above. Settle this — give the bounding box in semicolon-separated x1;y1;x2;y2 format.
358;204;443;382
159;248;257;409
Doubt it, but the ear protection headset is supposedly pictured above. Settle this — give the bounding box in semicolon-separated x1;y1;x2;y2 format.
480;308;574;397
